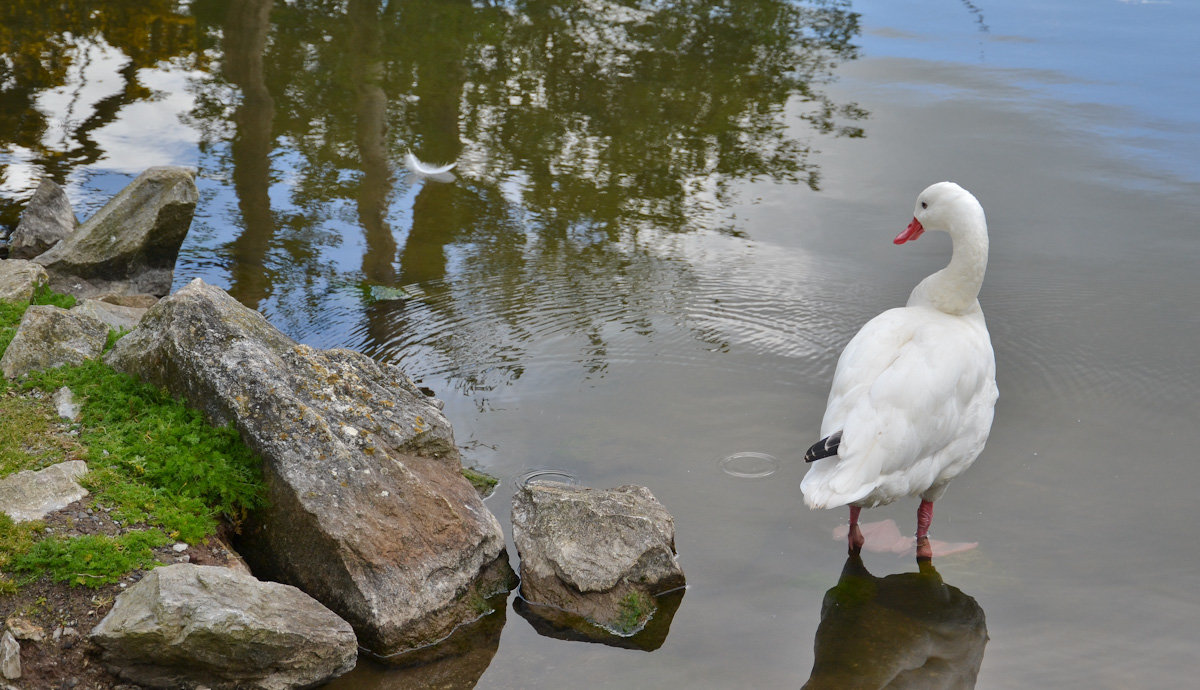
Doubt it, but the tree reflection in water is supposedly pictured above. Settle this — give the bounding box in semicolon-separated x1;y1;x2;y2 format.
1;0;867;393
803;553;988;690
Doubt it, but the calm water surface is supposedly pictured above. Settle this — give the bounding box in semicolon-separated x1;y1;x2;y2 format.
3;1;1198;687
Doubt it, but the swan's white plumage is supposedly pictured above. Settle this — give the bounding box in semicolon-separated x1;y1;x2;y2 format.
801;182;998;512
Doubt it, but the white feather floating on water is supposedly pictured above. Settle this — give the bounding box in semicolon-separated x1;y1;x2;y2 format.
404;151;457;182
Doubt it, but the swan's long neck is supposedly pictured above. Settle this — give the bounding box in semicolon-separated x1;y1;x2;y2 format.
908;205;988;315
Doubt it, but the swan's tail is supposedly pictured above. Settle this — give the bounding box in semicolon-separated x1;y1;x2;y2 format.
800;457;875;510
804;430;842;463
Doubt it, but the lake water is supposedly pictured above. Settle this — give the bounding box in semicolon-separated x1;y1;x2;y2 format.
2;1;1198;687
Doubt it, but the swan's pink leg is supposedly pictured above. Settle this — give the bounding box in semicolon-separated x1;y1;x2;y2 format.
915;500;934;559
848;506;864;553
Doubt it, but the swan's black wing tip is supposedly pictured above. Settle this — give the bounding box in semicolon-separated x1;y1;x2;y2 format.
804;430;842;463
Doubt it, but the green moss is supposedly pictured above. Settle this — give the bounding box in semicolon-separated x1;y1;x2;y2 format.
462;466;499;497
613;590;653;635
468;591;493;616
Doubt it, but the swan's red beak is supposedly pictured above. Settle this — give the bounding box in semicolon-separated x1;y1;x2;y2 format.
895;218;924;244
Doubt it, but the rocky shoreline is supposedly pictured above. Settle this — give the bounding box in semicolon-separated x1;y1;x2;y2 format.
1;170;685;689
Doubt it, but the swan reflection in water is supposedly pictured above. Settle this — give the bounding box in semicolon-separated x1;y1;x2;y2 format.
803;552;987;689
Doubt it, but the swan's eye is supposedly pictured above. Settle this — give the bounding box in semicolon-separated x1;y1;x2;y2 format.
920;201;928;209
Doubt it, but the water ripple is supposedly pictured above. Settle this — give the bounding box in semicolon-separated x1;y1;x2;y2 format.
720;452;781;479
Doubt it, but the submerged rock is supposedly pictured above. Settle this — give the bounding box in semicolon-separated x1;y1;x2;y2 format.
0;259;48;302
0;305;108;379
9;179;77;260
514;586;686;652
511;482;686;637
34;166;198;298
90;564;358;689
0;460;88;524
358;589;509;688
105;278;512;654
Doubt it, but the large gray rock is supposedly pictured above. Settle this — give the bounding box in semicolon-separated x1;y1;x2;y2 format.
70;298;148;332
9;178;76;259
0;305;108;379
33;166;197;298
0;259;48;302
0;461;89;523
90;564;357;689
512;482;686;636
105;279;512;654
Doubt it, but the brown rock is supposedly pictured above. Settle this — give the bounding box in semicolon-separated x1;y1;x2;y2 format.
105;279;513;654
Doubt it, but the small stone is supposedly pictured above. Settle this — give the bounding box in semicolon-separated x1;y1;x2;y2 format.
0;630;19;680
3;618;45;642
0;260;49;303
0;461;89;523
53;387;81;420
172;542;189;553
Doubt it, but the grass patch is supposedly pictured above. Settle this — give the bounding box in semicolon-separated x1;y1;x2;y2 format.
0;514;44;593
0;395;80;477
105;326;131;351
9;530;171;588
1;289;266;591
19;360;267;543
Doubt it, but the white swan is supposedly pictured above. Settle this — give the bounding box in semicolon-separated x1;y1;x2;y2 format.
801;182;998;557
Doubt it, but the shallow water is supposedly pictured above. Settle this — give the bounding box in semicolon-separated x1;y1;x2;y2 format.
3;1;1199;687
